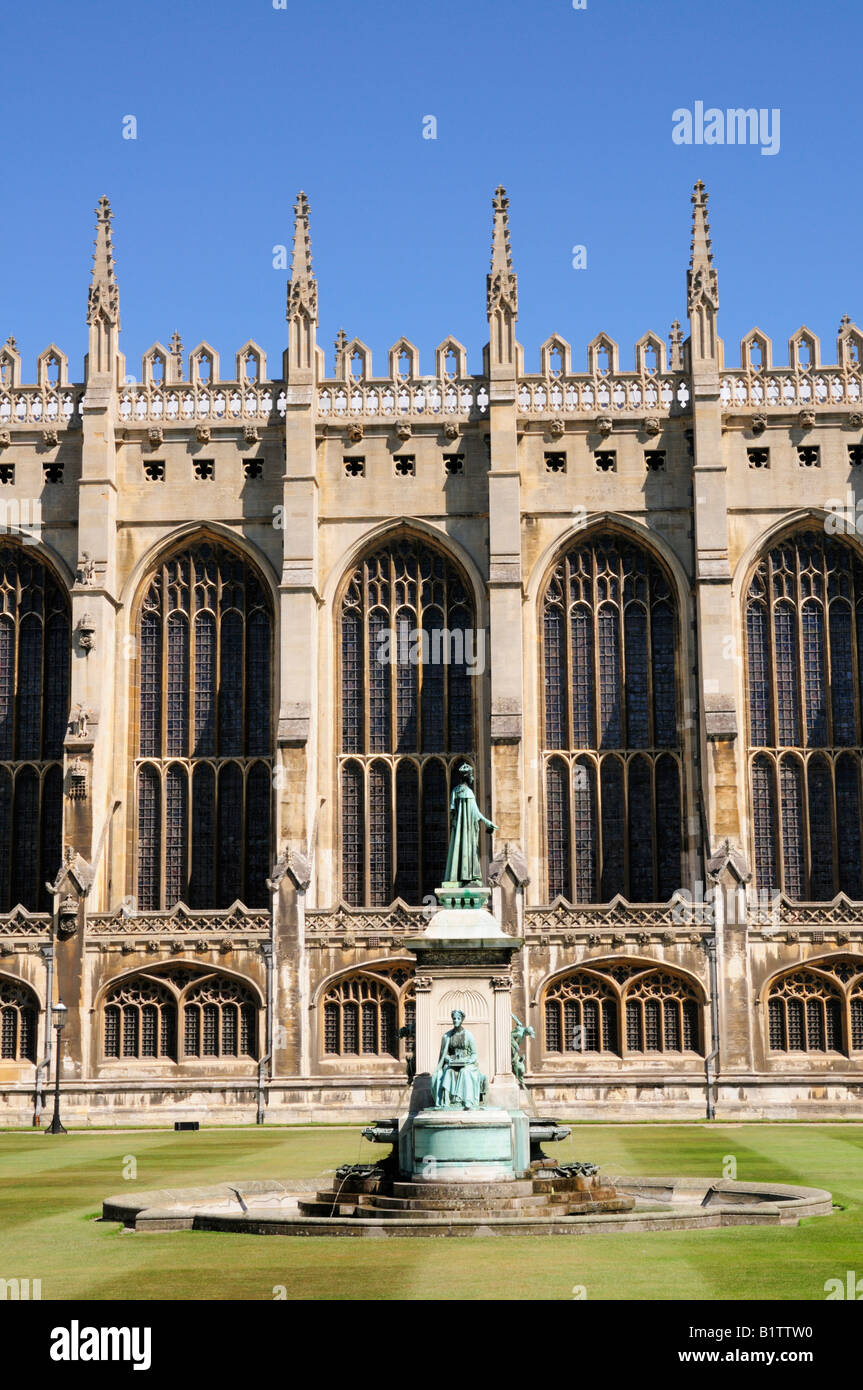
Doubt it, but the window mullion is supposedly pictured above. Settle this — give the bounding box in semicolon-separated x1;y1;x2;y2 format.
767;556;780;751
801;752;812;901
829;753;840;898
622;753;630;900
568;755;576;903
564;558;573;749
162;564;170;760
363;763;371;906
773;754;784;896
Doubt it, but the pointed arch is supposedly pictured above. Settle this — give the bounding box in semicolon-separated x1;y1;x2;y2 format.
235;340;267;384
537;524;684;903
434;336;468;379
334;528;479;906
188;341;220;386
540;334;572;378
36;344;69;388
316;961;415;1062
0;541;69;912
0;973;39;1063
788;326;820;371
539;958;705;1058
763;955;863;1056
634;331;667;376
128;533;274;910
99;962;263;1062
387;338;420;380
743;526;863;900
739;328;773;373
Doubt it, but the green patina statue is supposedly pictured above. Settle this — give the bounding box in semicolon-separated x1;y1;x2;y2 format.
443;763;497;887
510;1014;535;1090
431;1009;488;1109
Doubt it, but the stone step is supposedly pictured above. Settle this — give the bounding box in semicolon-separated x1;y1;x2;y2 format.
357;1203;613;1222
392;1180;535;1200
298;1200;360;1217
532;1175;601;1192
367;1192;551;1212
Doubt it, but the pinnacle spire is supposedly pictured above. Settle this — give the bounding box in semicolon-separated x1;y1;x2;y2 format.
169;330;184;382
334;327;348;377
87;195;120;328
687;179;718;315
487;185;517;320
490;185;513;275
287;190;317;324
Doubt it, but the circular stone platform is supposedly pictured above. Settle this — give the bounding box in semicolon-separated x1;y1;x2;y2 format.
101;1175;833;1238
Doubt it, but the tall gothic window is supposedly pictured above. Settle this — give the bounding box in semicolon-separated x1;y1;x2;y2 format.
746;531;863;900
339;537;476;905
321;966;415;1060
102;965;260;1061
542;534;682;903
765;957;863;1056
0;977;38;1062
543;962;702;1056
135;540;272;910
0;545;69;912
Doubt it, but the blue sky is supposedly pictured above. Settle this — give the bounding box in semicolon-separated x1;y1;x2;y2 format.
0;0;857;380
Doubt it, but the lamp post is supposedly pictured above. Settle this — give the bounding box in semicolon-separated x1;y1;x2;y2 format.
46;1001;67;1136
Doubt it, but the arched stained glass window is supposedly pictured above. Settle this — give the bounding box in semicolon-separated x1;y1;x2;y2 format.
541;535;683;903
320;968;414;1061
542;962;703;1057
544;972;618;1054
0;977;38;1062
102;966;259;1062
623;971;701;1053
134;540;272;910
0;545;69;911
339;537;477;905
765;958;863;1055
746;531;863;900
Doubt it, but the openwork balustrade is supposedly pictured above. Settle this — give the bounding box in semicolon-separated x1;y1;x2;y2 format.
117;383;286;425
516;372;691;417
0;388;83;429
317;377;489;421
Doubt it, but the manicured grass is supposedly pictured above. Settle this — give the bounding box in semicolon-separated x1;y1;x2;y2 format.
0;1124;860;1300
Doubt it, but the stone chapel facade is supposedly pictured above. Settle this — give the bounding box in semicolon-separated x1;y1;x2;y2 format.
1;182;862;1124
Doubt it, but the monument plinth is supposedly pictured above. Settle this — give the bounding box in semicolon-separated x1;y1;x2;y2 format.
393;765;531;1180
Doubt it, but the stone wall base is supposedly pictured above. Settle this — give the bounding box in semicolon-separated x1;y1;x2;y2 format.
2;1074;863;1126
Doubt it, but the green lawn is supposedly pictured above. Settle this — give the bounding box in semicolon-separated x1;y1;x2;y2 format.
0;1123;860;1300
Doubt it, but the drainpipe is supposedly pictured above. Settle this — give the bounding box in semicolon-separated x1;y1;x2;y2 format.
34;943;55;1126
257;939;274;1124
256;1053;272;1126
705;932;719;1120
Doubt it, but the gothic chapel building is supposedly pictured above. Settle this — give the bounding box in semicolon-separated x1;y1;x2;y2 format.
1;183;863;1123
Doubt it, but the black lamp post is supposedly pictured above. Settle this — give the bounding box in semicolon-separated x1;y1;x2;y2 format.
46;1001;67;1136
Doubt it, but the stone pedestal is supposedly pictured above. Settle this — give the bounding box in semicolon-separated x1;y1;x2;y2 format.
398;903;529;1181
406;1108;527;1182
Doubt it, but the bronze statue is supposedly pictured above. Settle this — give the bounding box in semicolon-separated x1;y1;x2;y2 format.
443;763;497;887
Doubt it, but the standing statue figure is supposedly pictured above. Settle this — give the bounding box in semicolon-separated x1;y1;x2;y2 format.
444;763;498;887
510;1015;535;1090
430;1009;487;1109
